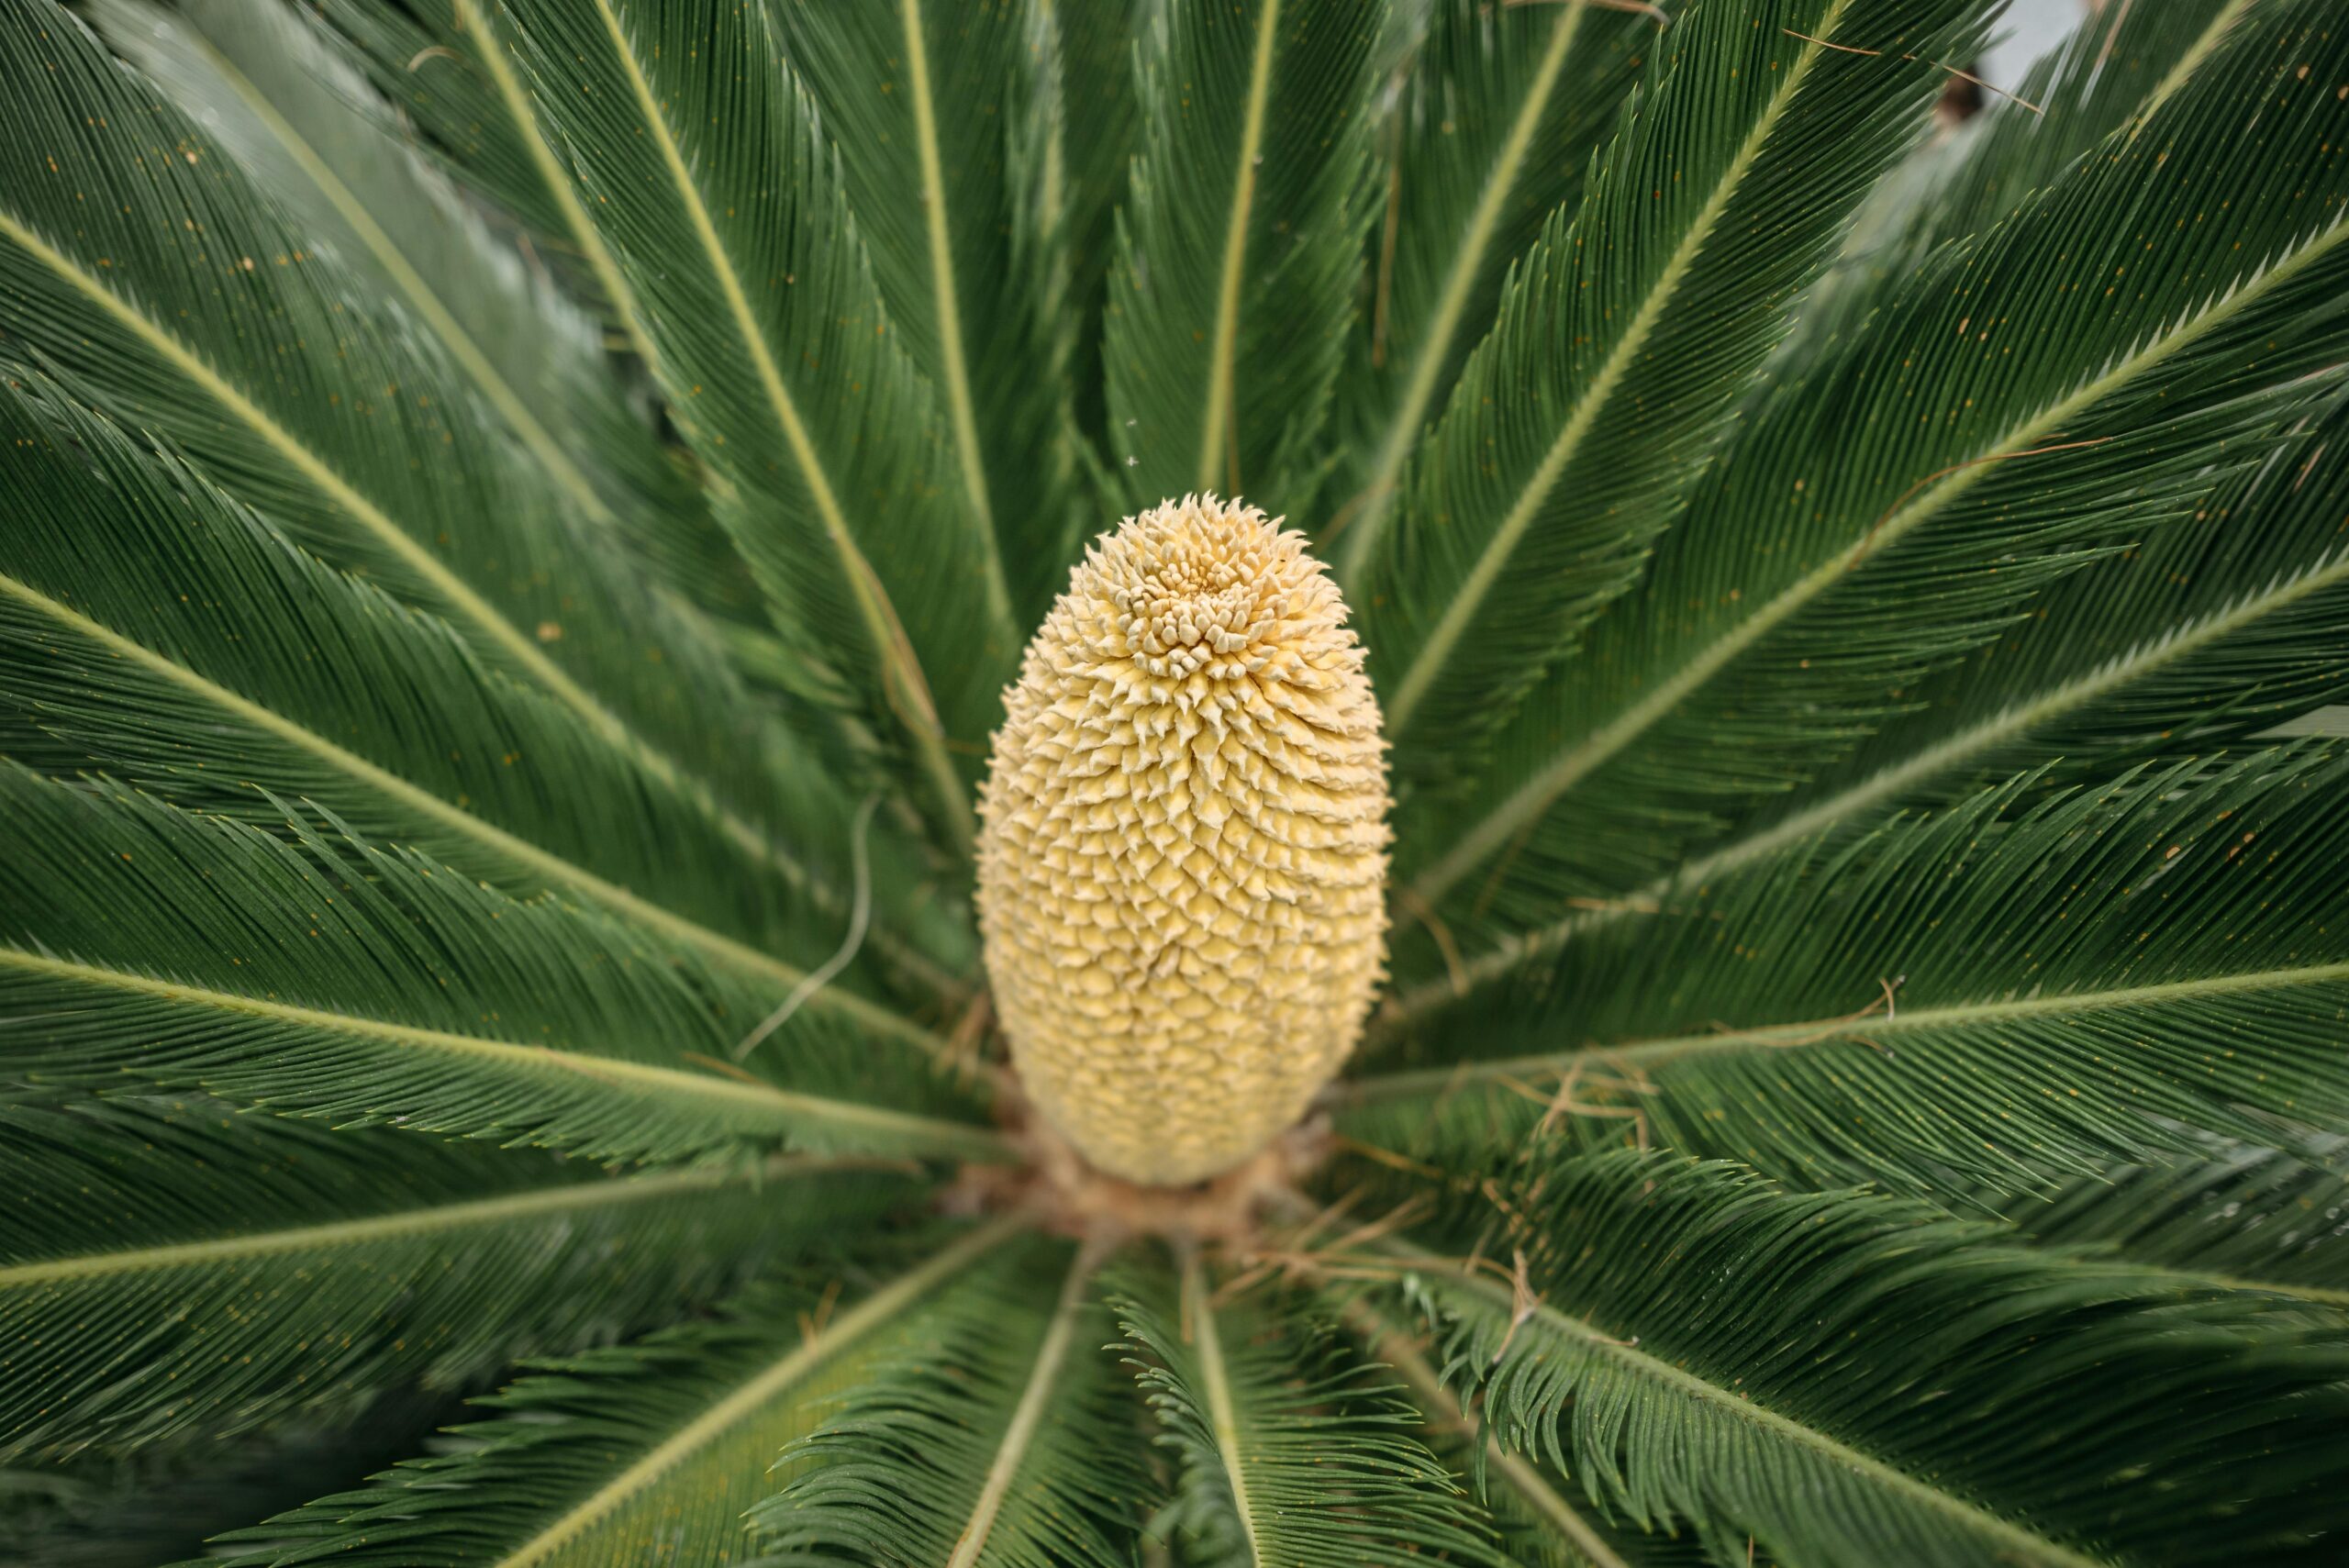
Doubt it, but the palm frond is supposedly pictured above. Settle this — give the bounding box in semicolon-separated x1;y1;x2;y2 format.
300;0;583;262
1103;0;1383;515
0;370;963;1026
750;1239;1144;1567
0;0;804;880
1922;0;2261;249
1036;0;1145;473
207;1218;1029;1568
0;767;1002;1166
772;0;1087;627
1388;378;2349;1020
1345;1302;1711;1568
1408;0;2349;926
1113;1252;1500;1567
1996;1131;2349;1311
0;1089;910;1462
0;1388;461;1568
1352;0;1987;769
1331;0;1659;554
88;0;763;631
1386;1150;2349;1568
1345;748;2349;1196
476;0;1021;851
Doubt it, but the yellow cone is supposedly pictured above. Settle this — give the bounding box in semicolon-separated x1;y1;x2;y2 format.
977;495;1390;1184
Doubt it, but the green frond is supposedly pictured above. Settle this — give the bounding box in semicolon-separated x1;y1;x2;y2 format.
1346;748;2349;1195
1104;0;1383;514
206;1218;1030;1568
1787;0;2258;363
1036;0;1145;461
476;0;1021;851
298;0;582;264
772;0;1086;626
0;370;962;1022
1346;1303;1711;1568
1112;1253;1500;1567
0;1389;460;1568
1392;379;2349;1019
86;0;763;634
1921;0;2261;251
0;0;802;875
1386;1150;2349;1568
0;1089;911;1462
0;767;1001;1166
750;1239;1145;1567
1408;0;2349;926
1746;357;2349;868
1330;0;1658;556
1353;0;1987;766
1996;1131;2349;1311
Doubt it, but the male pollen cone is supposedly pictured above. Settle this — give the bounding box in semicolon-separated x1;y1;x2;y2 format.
976;495;1390;1185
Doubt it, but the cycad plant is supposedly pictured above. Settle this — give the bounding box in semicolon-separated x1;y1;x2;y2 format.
5;0;2349;1560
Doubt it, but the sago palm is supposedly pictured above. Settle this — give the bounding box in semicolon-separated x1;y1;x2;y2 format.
4;0;2347;1560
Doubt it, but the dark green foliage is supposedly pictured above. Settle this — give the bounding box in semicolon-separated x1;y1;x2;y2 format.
1393;1151;2349;1567
3;0;2347;1561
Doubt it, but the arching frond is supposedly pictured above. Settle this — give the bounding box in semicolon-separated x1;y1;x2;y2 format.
1346;1303;1712;1568
0;371;959;1026
1386;1151;2349;1568
1996;1131;2349;1310
1113;1253;1501;1567
475;0;1021;851
772;0;1084;627
1330;0;1659;555
1346;748;2349;1195
1409;0;2349;927
207;1219;1030;1568
1353;0;1988;768
0;768;1001;1166
90;0;764;630
1385;380;2349;1022
1104;0;1383;515
0;1;797;873
750;1239;1145;1566
0;1090;911;1462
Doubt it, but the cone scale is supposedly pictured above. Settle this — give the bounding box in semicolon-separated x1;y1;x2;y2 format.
977;495;1391;1184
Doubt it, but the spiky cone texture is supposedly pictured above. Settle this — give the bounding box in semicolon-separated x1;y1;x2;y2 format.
976;495;1390;1184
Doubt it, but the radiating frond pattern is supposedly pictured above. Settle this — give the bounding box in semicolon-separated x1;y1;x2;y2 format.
4;0;2347;1560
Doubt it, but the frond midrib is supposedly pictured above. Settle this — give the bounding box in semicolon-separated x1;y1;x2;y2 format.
1381;0;1860;737
490;1214;1029;1568
1335;3;1587;582
1196;0;1283;495
1347;1302;1630;1568
0;946;1007;1161
943;1239;1102;1568
577;0;986;851
1184;1251;1265;1565
2135;0;2262;126
1347;957;2349;1103
899;0;1017;638
448;0;661;371
0;565;946;1054
1412;199;2349;907
0;1154;863;1288
1389;1240;2110;1568
175;18;613;533
1381;539;2349;1029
